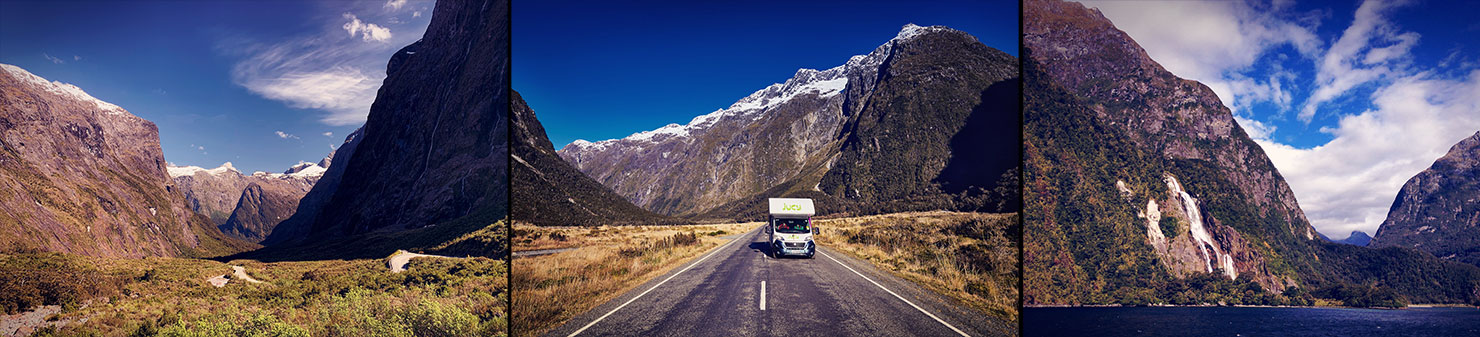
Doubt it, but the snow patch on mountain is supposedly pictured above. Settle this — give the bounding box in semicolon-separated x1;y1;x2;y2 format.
168;162;241;178
253;161;328;179
565;24;959;154
1;63;125;114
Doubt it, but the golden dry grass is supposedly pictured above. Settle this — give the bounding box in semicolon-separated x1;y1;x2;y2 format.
814;211;1020;321
510;222;756;336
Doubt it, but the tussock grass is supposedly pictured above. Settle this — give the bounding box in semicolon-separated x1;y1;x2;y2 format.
815;211;1020;321
511;222;755;336
1;253;508;336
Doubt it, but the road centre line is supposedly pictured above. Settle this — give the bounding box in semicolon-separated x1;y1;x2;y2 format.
820;251;970;337
760;281;767;310
567;226;755;337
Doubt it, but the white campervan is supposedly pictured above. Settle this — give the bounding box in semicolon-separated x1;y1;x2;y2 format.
767;198;815;258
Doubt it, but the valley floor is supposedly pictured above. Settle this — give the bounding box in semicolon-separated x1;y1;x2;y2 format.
0;252;508;336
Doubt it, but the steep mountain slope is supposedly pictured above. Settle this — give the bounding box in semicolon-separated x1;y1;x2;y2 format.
258;128;361;247
511;91;674;226
260;0;508;256
559;24;1019;219
1022;0;1480;306
0;64;252;258
1372;131;1480;265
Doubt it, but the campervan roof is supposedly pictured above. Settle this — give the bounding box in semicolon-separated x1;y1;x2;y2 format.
768;198;815;217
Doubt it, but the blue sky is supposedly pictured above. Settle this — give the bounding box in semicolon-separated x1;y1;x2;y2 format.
1083;0;1480;238
0;0;433;174
515;0;1018;149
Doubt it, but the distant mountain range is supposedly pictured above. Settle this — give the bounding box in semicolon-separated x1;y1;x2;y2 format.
0;64;253;258
554;24;1019;222
1022;0;1480;306
1373;131;1480;265
168;158;328;243
1334;231;1372;247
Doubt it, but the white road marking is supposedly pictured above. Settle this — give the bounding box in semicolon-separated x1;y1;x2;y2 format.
567;226;756;337
821;251;970;337
760;281;767;310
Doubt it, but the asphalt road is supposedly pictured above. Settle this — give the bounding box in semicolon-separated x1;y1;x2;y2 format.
544;225;1016;337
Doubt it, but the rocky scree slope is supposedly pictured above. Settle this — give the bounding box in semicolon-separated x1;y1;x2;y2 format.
0;64;252;257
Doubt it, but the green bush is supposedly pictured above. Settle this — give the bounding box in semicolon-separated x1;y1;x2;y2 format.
158;313;308;337
401;300;479;337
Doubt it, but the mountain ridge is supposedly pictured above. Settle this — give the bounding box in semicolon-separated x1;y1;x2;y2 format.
1372;131;1480;265
557;24;1019;220
0;63;252;258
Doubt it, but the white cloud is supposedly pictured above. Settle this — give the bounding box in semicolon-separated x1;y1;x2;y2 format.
342;13;393;42
72;55;81;61
240;66;381;125
323;131;334;137
224;3;430;126
384;0;408;11
1299;0;1416;122
1255;70;1480;236
412;11;422;18
276;131;300;140
1084;0;1322;115
42;53;65;64
1088;0;1480;237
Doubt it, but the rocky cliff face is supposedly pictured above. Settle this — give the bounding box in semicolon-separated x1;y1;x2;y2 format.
511;91;673;226
1022;0;1480;306
1372;131;1480;265
0;64;251;257
266;0;507;246
1023;0;1318;301
559;24;1019;219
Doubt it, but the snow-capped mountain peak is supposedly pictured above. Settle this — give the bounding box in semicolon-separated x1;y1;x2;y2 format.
1;63;126;115
564;24;964;153
167;162;240;178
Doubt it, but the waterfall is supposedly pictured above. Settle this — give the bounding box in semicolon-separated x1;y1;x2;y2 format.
1165;175;1238;280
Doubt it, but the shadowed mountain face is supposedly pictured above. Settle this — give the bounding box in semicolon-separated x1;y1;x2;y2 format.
0;64;253;258
1373;131;1480;265
510;91;674;226
558;25;1020;221
1335;231;1373;247
264;0;508;248
1022;0;1480;306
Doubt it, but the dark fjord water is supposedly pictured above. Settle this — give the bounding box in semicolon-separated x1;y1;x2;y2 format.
1025;307;1480;336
